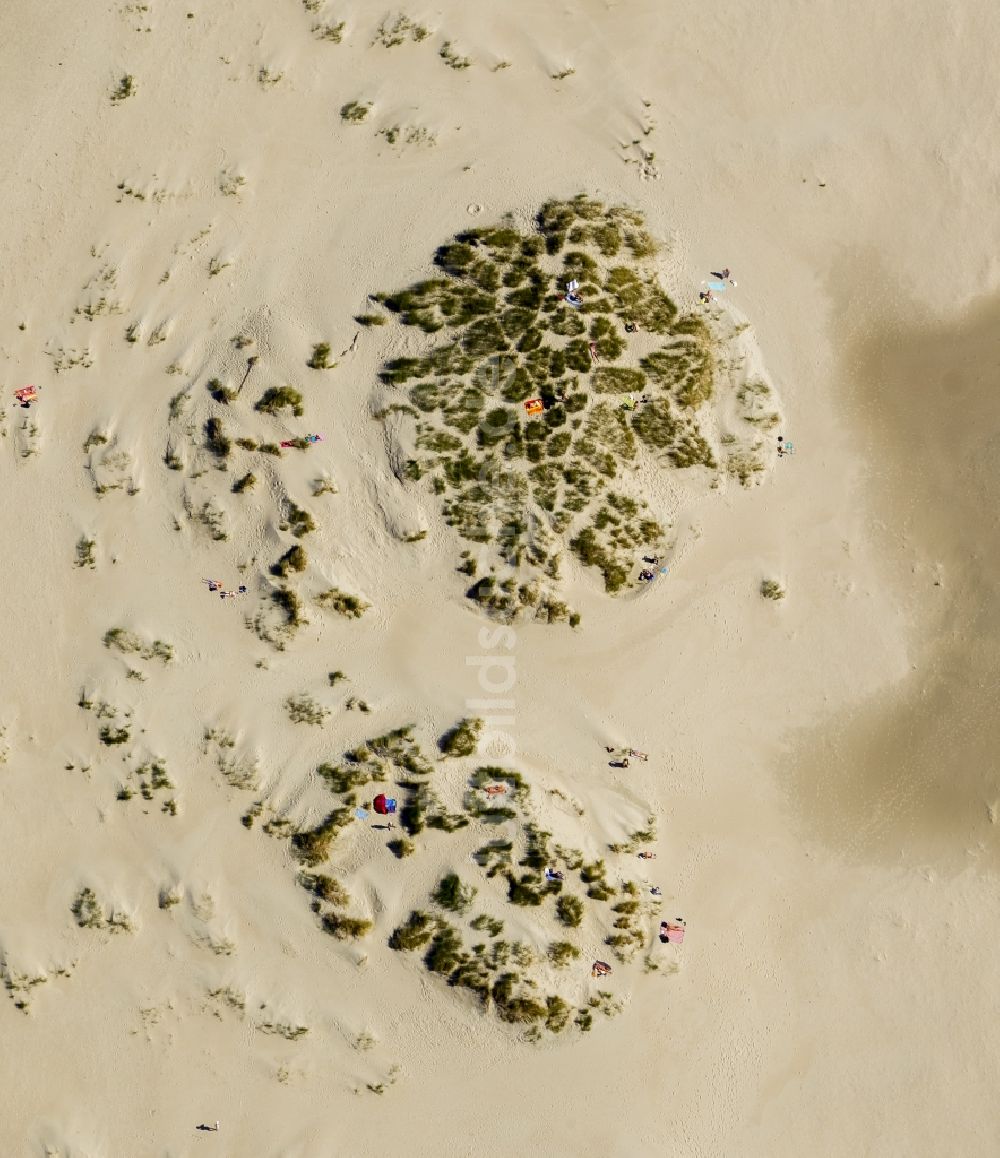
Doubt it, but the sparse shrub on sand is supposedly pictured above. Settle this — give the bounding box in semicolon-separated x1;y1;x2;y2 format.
321;911;372;939
255;385;304;417
232;471;256;493
72;887;133;932
432;873;477;914
271;544;307;577
340;100;372;123
556;894;584;928
547;941;581;968
438;716;483;757
284;501;316;538
285;693;328;726
205;417;231;459
470;914;504;936
311;474;338;496
313;21;345;42
355;313;386;326
75;536;97;569
387;837;415;858
103;627;173;663
307;342;334;369
389;910;434;951
110;74;136;103
373;13;429;47
207;378;237;403
761;578;785;600
424;922;464;975
257;67;283;88
316;588;369;618
272;585;306;629
291;808;353;865
439;41;471;69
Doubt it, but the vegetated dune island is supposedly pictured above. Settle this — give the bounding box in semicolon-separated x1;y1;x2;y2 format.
1;182;784;1148
13;0;977;1150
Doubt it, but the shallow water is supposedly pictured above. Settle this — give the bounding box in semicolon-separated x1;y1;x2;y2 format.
784;288;1000;869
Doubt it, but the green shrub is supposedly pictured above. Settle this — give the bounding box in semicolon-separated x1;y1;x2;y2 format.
110;75;136;103
470;914;504;936
507;873;543;906
556;894;584;928
761;579;785;600
307;342;333;369
425;923;465;974
387;837;415;858
547;941;581;968
255;386;304;417
438;716;483;757
340;100;372;123
232;472;256;493
432;873;477;914
321;912;373;939
291;809;351;864
271;544;307;577
316;588;369;618
389;911;434;950
285;693;327;725
300;874;350;906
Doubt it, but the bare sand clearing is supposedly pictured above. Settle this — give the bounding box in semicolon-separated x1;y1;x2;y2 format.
2;1;999;1154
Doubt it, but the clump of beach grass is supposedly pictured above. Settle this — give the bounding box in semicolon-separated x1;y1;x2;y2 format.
75;536;97;569
271;544;307;577
285;693;328;726
316;588;369;618
340;100;372;124
255;385;304;417
103;626;174;663
110;75;136;103
760;578;785;600
313;20;345;42
307;342;334;369
373;13;429;47
438;716;483;757
439;41;471;69
432;873;477;914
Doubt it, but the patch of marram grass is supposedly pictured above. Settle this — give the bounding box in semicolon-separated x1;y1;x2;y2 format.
110;74;136;103
373;13;429;47
75;536;97;569
307;342;334;369
255;385;304;417
438;717;482;757
761;578;785;601
316;588;369;618
285;693;329;726
368;196;756;614
340;100;371;123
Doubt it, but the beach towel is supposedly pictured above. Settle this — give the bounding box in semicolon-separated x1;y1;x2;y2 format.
665;922;685;943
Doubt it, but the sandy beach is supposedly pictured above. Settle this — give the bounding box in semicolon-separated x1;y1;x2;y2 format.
2;2;999;1154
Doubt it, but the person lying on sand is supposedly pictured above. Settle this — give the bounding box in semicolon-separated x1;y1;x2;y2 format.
545;868;564;881
638;851;656;860
483;784;507;796
591;961;612;978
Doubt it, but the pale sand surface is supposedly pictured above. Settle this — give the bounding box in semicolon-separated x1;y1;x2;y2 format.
1;2;999;1155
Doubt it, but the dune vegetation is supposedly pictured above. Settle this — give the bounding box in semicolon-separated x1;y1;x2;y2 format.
370;195;725;620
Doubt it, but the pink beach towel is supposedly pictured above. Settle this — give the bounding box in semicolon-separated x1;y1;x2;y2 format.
666;923;686;943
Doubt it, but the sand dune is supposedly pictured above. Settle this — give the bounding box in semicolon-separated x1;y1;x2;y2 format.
2;1;999;1155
